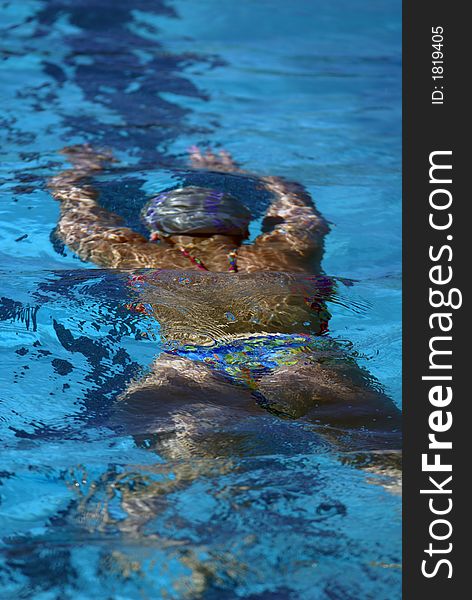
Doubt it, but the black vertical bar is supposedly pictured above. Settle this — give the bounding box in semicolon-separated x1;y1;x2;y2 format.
403;2;466;597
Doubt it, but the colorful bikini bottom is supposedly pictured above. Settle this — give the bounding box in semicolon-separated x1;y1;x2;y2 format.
166;333;333;388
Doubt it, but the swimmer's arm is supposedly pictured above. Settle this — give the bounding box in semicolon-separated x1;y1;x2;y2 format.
236;176;329;272
254;176;329;256
48;145;184;269
188;146;326;244
188;146;244;173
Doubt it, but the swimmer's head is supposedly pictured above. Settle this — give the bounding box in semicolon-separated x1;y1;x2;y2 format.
142;186;251;238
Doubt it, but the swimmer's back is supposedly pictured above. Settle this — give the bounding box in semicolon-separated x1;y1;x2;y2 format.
130;270;332;345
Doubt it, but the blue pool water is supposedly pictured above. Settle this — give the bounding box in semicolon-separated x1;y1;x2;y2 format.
0;1;401;598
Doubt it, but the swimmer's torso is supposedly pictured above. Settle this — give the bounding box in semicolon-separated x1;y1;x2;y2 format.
129;271;332;346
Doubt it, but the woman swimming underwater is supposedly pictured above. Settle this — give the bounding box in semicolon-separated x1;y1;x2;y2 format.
48;144;401;456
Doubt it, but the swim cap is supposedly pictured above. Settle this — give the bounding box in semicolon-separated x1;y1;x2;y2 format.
142;186;251;237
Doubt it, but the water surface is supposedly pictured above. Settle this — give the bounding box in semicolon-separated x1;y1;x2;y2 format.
0;1;401;598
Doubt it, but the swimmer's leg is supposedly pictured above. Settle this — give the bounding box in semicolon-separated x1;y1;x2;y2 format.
111;354;267;457
257;357;402;489
48;145;175;268
256;355;401;451
105;356;273;547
